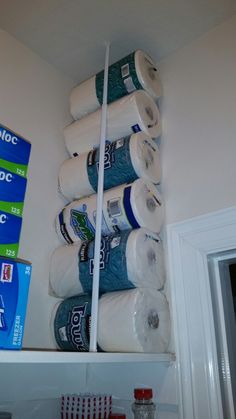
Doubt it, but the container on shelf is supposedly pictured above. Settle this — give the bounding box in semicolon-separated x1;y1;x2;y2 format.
0;258;32;349
0;123;31;258
132;388;156;419
0;124;31;178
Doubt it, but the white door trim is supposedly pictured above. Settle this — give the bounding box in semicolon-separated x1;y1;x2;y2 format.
166;206;236;419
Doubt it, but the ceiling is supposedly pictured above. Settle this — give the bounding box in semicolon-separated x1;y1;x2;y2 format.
0;0;235;83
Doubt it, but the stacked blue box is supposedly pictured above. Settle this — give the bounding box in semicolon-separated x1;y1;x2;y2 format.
0;124;31;258
0;125;31;177
0;257;32;349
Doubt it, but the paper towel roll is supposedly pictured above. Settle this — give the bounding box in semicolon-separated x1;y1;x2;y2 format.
98;288;170;353
126;228;165;290
51;289;170;352
70;76;98;120
58;151;94;202
64;90;161;156
70;50;162;120
51;295;92;351
50;228;165;298
49;243;83;298
59;133;161;201
56;178;164;243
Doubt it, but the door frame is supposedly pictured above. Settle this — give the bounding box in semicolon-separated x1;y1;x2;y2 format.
166;206;236;419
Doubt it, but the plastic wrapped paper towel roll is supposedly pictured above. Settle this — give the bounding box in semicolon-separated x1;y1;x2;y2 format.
64;90;161;156
51;289;170;352
56;178;164;244
50;228;165;298
98;288;170;352
59;133;161;201
51;294;92;351
49;243;83;298
70;50;162;120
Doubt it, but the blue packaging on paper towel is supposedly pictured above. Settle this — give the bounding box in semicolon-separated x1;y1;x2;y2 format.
87;136;138;192
53;295;92;352
0;210;23;258
53;295;103;352
0;258;32;349
0;124;31;178
79;231;135;294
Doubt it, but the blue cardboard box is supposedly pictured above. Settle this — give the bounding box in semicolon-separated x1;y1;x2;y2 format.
0;124;31;178
0;258;31;349
0;210;23;258
0;167;27;217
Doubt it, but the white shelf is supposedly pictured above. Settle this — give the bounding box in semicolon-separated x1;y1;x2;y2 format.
0;349;175;364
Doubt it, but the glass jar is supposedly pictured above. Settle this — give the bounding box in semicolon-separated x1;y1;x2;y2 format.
132;388;156;419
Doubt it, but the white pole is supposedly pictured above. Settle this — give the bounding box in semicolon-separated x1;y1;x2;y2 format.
89;42;110;352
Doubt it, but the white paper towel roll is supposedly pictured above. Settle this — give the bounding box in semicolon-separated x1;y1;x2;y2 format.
56;178;164;244
51;289;170;352
70;50;162;120
98;288;170;353
49;243;82;298
70;76;98;119
49;228;165;298
64;90;161;156
59;152;94;202
126;228;165;290
59;133;161;201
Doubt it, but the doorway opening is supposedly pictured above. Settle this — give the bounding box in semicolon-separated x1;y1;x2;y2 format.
208;252;236;419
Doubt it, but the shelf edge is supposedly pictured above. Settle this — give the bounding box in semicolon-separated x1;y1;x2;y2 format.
0;350;175;364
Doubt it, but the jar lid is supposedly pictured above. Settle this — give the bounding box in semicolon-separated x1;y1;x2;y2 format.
134;388;153;400
109;414;126;419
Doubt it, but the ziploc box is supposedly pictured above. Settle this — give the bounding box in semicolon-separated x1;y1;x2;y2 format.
0;210;22;258
0;124;31;178
0;167;27;217
0;257;31;349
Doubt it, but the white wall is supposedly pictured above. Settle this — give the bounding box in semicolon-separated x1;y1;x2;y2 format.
0;28;74;348
159;15;236;224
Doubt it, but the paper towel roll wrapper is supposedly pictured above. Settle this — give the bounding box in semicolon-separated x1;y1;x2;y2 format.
98;288;170;353
59;133;161;201
50;228;165;298
70;50;162;120
56;178;164;244
64;90;161;156
49;243;83;298
51;289;170;352
51;295;92;351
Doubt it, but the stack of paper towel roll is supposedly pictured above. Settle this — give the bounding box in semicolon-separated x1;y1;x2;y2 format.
50;49;170;353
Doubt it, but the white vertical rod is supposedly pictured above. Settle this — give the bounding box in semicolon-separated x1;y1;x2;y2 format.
89;42;110;352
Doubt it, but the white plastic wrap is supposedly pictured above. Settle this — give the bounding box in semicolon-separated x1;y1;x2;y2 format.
64;91;161;156
49;228;165;298
69;50;162;120
98;288;170;353
50;288;170;353
55;178;164;244
49;243;82;298
59;132;161;201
